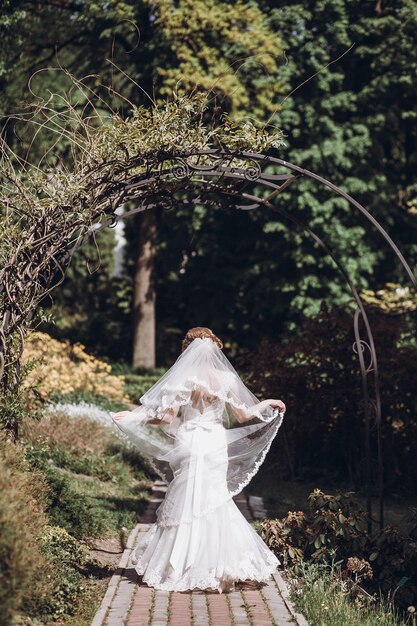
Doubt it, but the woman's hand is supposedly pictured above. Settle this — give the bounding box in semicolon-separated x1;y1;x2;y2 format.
112;410;132;421
251;398;286;418
268;399;286;413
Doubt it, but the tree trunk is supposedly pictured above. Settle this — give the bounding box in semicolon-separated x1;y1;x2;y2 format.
132;210;157;369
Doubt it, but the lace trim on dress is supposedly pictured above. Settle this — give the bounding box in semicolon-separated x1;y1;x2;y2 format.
131;524;279;592
227;411;285;496
135;559;279;593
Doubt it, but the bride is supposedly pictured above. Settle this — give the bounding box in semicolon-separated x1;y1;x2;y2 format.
112;326;286;593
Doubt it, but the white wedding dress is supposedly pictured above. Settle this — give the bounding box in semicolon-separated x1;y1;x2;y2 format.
112;337;284;593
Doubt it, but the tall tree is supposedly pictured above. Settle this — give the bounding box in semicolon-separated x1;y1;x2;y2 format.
150;0;417;356
133;210;157;368
257;0;417;317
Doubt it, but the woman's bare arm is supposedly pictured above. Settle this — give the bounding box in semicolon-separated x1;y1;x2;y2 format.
112;403;180;424
228;398;286;423
147;405;179;424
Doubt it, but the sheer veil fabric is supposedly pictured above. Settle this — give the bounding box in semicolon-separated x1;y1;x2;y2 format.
112;337;285;592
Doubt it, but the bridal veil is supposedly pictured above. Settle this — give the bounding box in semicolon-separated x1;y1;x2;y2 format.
112;337;284;496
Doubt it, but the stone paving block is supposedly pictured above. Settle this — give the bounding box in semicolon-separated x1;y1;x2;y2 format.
242;589;271;623
170;591;192;626
150;591;170;626
191;592;210;626
207;593;232;626
228;590;251;626
126;585;154;626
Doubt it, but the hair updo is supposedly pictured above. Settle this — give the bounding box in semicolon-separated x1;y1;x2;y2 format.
181;327;223;352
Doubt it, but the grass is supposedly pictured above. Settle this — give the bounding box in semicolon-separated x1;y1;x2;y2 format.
289;561;409;626
21;411;153;534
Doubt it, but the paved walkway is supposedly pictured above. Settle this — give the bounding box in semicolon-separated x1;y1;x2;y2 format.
92;482;308;626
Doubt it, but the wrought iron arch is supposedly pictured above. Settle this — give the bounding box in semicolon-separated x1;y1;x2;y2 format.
0;145;413;531
71;148;417;532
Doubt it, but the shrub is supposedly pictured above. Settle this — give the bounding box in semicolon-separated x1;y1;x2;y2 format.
30;525;101;622
239;305;417;492
38;524;91;566
0;435;52;626
22;331;128;404
261;489;370;567
0;352;44;438
261;489;417;610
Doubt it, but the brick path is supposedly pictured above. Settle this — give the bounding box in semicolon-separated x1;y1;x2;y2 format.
91;481;308;626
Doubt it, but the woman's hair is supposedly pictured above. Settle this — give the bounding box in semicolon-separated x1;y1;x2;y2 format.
181;327;223;352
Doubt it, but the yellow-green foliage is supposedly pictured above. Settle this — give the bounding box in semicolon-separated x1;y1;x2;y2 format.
361;283;417;314
38;524;91;566
0;435;52;626
148;0;283;118
92;93;284;166
23;331;128;402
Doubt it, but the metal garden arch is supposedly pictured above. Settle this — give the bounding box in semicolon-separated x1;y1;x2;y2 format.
1;139;415;532
71;148;417;532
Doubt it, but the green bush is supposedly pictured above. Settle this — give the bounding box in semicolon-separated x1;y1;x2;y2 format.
31;525;101;622
262;489;369;565
39;524;91;566
35;564;85;623
0;355;43;438
261;489;417;610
